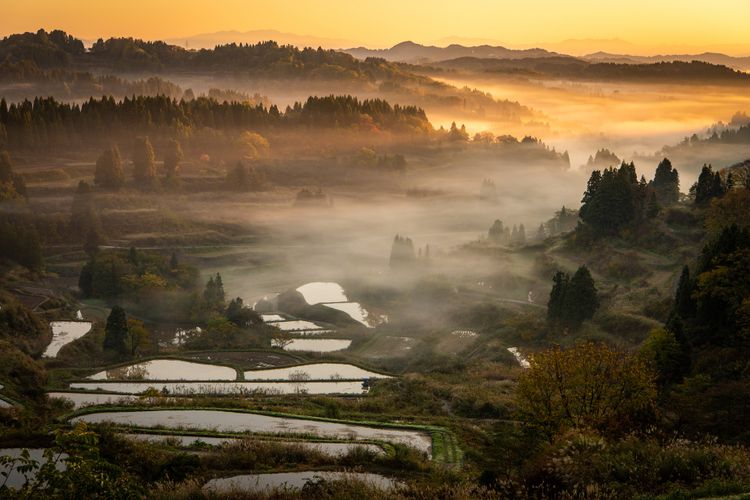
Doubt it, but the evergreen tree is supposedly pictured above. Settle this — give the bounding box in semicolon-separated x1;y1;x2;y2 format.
673;265;696;319
132;136;157;189
580;162;649;235
693;164;726;205
203;273;226;309
94;146;125;190
488;219;505;242
103;305;128;355
170;251;179;269
563;265;599;328
547;266;599;330
389;235;417;268
547;271;569;325
78;260;93;297
646;190;660;218
214;273;225;302
536;223;546;240
226;297;260;326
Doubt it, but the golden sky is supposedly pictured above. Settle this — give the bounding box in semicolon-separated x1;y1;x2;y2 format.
2;0;750;55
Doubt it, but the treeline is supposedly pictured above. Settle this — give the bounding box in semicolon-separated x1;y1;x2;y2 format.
0;94;431;151
0;62;183;101
0;29;416;84
78;247;198;300
438;56;750;84
645;220;750;441
578;158;679;237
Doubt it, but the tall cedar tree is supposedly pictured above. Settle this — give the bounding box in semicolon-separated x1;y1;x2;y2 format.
547;271;569;324
548;266;599;330
693;164;727;205
132;136;157;189
94;146;125;190
203;273;226;309
651;158;680;205
563;265;599;328
103;305;129;355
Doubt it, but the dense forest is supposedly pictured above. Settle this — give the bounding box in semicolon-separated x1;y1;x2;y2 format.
0;94;431;151
431;56;750;84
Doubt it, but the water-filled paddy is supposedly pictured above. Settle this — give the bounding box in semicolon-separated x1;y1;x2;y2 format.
44;321;92;357
268;320;323;331
296;282;348;304
508;347;530;368
48;391;139;408
0;449;67;489
88;359;237;381
260;314;285;322
273;338;352;352
70;380;368;395
203;471;395;493
243;363;389;381
123;433;383;456
321;302;374;327
71;409;432;454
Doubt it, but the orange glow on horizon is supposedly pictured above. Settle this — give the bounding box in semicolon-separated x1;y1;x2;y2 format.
1;0;750;55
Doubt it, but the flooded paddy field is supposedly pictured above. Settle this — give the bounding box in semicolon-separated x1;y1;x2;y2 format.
71;409;433;455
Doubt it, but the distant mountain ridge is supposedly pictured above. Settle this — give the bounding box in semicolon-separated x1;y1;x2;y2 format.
584;52;750;71
343;41;562;63
341;41;750;71
164;29;357;50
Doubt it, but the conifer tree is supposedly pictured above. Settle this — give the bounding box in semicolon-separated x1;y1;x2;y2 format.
652;158;680;205
547;271;569;325
563;265;599;328
673;265;696;320
104;305;129;355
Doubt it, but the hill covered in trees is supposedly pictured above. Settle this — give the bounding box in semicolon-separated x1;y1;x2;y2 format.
0;30;535;125
429;57;750;84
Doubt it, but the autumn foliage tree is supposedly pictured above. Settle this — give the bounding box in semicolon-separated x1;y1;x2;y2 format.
516;342;657;438
131;136;157;189
94;146;125;190
163;138;182;186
